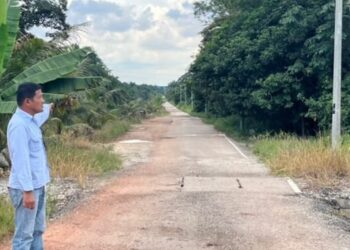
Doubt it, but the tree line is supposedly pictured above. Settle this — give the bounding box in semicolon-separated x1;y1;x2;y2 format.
167;0;350;136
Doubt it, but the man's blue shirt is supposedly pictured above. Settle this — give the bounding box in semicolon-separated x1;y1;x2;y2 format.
7;104;51;191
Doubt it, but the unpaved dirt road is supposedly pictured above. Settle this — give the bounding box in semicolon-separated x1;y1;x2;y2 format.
3;103;350;250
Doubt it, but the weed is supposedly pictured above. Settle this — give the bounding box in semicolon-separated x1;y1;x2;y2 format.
0;195;14;241
47;137;122;187
253;135;350;187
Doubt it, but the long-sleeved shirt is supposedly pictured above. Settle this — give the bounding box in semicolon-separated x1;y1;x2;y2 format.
7;104;52;191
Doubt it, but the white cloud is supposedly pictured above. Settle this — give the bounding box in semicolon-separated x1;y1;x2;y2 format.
64;0;204;85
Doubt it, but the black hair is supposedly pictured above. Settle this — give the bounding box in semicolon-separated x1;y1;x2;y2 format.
16;83;42;106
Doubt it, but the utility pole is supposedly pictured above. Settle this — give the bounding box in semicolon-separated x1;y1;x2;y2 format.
332;0;343;149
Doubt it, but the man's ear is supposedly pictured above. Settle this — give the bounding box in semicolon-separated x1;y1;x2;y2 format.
24;98;31;105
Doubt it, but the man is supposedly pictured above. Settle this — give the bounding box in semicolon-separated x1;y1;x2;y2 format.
7;83;53;250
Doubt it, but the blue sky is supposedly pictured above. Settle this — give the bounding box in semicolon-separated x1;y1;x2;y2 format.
57;0;204;86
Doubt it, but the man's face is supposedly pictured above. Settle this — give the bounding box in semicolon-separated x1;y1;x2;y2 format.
27;89;45;114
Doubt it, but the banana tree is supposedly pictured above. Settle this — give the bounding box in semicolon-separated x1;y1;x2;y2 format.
0;0;104;114
0;0;20;75
0;47;97;113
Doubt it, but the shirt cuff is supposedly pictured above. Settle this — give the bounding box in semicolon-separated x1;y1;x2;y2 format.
22;183;34;192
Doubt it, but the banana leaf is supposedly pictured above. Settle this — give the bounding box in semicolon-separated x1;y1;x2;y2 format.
0;1;6;24
0;101;17;114
3;0;20;71
0;0;8;75
42;76;103;94
0;0;20;75
0;47;93;99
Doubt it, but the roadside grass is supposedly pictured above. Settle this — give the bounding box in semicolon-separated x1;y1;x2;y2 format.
92;119;130;143
196;114;244;139
253;134;350;187
0;195;14;241
47;136;122;188
46;193;58;219
177;103;193;114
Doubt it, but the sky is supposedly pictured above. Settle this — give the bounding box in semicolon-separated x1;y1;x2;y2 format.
33;0;205;86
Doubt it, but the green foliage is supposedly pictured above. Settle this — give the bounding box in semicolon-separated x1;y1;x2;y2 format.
46;193;58;219
195;112;246;138
1;47;93;100
92;119;130;143
20;0;70;39
177;103;193;114
0;2;100;114
0;0;21;75
0;195;14;241
0;101;17;114
47;136;122;186
0;45;97;114
42;77;102;94
92;148;122;173
168;0;350;136
253;133;303;162
0;38;65;85
121;82;165;101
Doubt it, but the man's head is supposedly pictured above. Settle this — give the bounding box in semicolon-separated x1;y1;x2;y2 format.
17;83;45;115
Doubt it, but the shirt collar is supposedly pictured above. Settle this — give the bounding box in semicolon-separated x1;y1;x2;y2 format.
15;107;34;120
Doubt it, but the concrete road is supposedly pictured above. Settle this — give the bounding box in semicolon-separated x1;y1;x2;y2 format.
23;103;350;249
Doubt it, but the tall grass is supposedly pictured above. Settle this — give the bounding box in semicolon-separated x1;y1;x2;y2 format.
253;134;350;186
177;103;193;114
47;136;122;187
92;119;130;143
0;195;14;241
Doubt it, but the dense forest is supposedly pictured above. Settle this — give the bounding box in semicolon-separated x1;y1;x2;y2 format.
166;0;350;136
